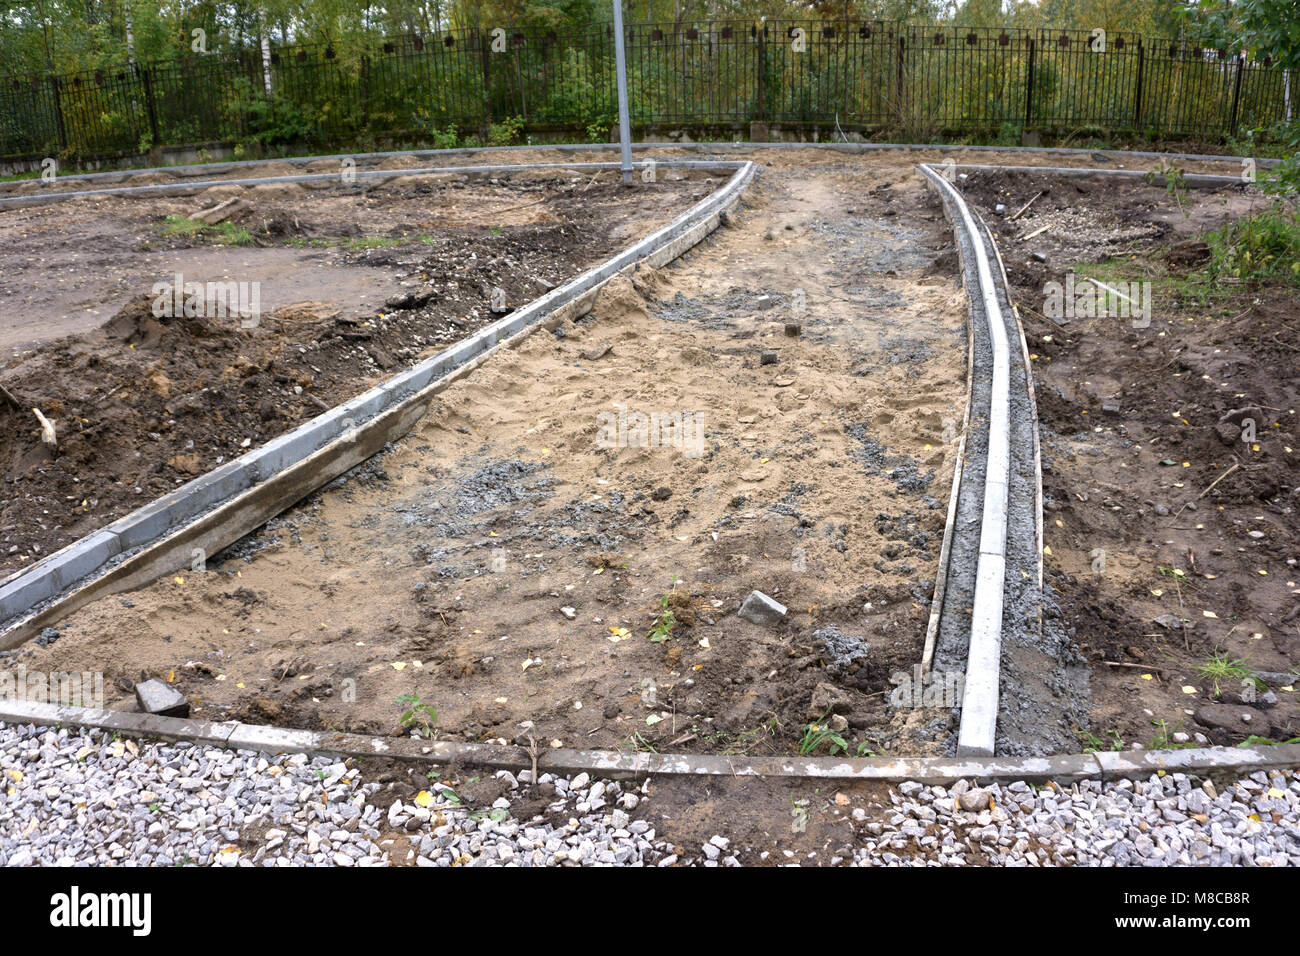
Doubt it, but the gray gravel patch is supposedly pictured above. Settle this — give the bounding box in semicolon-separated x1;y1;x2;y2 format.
1;721;1296;866
838;771;1300;867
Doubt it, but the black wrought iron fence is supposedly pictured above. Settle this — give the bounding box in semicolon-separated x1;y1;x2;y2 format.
0;18;1292;162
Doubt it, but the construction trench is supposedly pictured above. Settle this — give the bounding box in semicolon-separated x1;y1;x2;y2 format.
1;144;1297;801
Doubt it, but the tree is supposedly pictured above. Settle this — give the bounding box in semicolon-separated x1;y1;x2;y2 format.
1180;0;1300;68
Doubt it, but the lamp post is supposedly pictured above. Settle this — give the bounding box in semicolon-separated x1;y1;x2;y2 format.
612;0;634;183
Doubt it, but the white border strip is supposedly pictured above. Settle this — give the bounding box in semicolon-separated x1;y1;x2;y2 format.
920;165;1011;758
3;698;1297;785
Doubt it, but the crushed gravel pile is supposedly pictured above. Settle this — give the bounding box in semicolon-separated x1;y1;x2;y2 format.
0;722;1294;866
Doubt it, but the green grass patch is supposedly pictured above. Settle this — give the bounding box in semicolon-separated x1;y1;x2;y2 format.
1195;650;1262;698
162;215;254;247
1205;205;1300;286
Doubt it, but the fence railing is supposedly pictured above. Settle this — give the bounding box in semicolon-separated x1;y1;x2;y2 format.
0;19;1292;161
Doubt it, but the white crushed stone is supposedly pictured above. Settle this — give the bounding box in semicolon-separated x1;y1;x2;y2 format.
1;722;1295;866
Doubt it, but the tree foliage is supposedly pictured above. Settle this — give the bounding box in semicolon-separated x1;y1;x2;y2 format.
0;0;1228;76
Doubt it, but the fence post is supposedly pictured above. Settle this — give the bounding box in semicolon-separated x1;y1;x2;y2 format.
138;66;161;150
1228;53;1244;137
482;29;493;128
756;24;765;122
1024;35;1035;129
360;54;370;134
49;75;68;153
1133;38;1144;128
896;32;905;126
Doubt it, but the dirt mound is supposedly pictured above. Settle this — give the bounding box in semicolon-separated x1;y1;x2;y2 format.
102;293;226;347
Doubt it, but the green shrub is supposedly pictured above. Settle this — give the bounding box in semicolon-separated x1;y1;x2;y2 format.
1207;201;1300;285
486;116;523;147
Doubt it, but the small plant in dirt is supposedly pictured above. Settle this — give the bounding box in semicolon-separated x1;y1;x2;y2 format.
624;730;659;755
647;596;678;643
396;692;438;738
1238;734;1300;747
1149;718;1195;750
798;713;848;756
1077;728;1124;754
587;552;631;572
1146;161;1189;218
1195;650;1262;698
646;578;696;643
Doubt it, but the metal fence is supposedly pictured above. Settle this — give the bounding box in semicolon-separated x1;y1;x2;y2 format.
0;19;1292;160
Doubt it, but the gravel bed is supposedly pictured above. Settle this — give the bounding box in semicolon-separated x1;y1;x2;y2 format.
0;722;1296;866
0;723;724;867
846;774;1299;867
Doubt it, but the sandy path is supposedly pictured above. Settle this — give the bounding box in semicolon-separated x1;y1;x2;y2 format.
28;157;973;757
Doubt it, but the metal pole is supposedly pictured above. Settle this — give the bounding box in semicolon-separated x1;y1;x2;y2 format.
612;0;633;184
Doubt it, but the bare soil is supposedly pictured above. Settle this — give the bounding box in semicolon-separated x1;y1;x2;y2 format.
964;168;1300;750
21;156;972;756
0;170;708;575
10;146;1289;763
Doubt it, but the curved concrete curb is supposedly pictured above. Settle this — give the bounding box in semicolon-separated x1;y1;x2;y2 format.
920;165;1012;758
0;158;755;646
3;698;1297;785
982;210;1045;599
3;140;1274;191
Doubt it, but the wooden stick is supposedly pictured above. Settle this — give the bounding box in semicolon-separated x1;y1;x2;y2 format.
1102;661;1165;672
1170;461;1240;522
0;383;21;410
32;407;56;449
1197;462;1240;499
1019;223;1049;242
1010;190;1043;221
